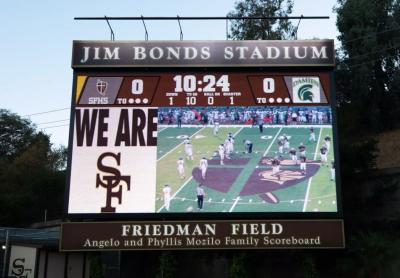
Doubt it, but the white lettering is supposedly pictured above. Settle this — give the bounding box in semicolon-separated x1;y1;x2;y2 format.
166;47;180;60
250;223;259;234
236;46;249;59
122;225;130;237
231;224;240;235
272;223;283;235
153;224;162;236
192;225;203;235
294;46;308;59
176;224;189;235
311;46;328;59
224;47;234;59
266;46;280;59
80;47;90;63
132;225;142;236
200;47;211;59
184;47;198;59
149;47;164;60
204;224;216;235
283;46;291;59
133;46;146;60
104;47;120;60
93;47;101;60
250;47;263;59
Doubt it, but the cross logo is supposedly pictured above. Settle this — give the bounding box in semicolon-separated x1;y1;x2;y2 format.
96;79;108;96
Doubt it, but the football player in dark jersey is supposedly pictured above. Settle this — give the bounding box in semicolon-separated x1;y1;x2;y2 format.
309;127;316;142
289;148;298;165
324;135;331;153
320;144;328;165
283;134;290;153
271;157;281;181
277;138;284;157
299;155;307;175
298;143;306;157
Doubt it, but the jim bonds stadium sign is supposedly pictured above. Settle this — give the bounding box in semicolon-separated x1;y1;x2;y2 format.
61;220;344;250
72;40;334;67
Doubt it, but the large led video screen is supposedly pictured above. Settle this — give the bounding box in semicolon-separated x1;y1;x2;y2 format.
66;71;339;215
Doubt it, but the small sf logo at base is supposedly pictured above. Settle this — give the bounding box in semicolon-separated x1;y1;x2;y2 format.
96;152;131;213
11;258;32;278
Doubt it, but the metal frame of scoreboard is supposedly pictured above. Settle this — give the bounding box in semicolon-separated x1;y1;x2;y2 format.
61;40;344;251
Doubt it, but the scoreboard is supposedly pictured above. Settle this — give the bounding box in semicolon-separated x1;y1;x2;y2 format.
61;40;344;250
77;73;330;107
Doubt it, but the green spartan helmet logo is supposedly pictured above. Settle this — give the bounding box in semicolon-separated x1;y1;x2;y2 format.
297;84;314;102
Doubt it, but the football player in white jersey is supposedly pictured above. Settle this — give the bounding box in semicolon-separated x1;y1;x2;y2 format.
177;158;185;179
225;135;234;159
213;122;220;136
218;144;225;165
185;142;194;160
199;157;208;179
162;184;172;211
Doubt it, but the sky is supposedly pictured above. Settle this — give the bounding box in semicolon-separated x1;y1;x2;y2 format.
1;0;339;147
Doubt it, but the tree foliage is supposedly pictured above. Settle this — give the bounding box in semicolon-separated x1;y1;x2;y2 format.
334;1;400;276
228;0;295;40
335;0;400;222
335;0;400;132
230;252;247;278
157;251;177;278
0;109;66;227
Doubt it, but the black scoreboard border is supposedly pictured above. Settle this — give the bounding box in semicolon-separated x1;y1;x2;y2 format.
63;66;343;222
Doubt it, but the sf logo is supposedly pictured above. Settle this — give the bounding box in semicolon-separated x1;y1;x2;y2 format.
96;152;131;213
11;258;32;278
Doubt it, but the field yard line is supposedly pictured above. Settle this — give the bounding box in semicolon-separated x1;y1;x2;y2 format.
157;127;205;161
233;126;244;137
263;127;283;156
302;127;323;212
158;127;168;133
157;177;193;212
229;197;241;212
228;127;282;213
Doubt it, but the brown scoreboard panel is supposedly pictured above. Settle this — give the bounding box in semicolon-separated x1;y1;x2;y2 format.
76;72;331;107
